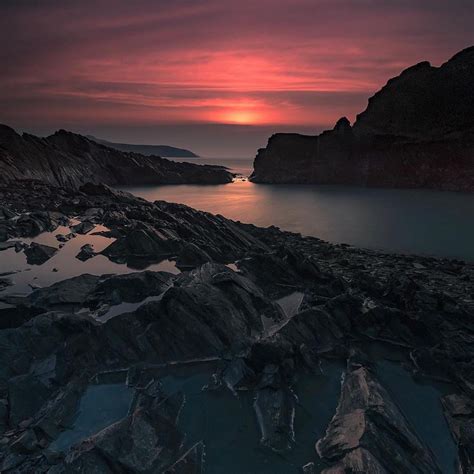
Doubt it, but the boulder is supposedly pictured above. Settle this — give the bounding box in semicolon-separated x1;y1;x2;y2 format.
75;244;95;261
27;274;101;311
70;221;95;235
24;242;58;265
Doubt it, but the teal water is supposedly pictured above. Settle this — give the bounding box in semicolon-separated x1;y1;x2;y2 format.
50;383;133;452
377;360;457;473
160;360;343;473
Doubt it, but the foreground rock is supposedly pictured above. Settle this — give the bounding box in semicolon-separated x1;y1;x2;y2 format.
317;364;440;472
251;46;474;191
0;126;234;189
0;180;473;472
24;242;58;265
52;391;189;473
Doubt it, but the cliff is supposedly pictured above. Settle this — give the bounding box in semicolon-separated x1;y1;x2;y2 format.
0;125;232;189
251;46;474;191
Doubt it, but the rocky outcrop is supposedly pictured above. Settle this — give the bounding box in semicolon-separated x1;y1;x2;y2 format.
1;180;473;472
0;125;233;189
317;365;439;472
251;46;474;191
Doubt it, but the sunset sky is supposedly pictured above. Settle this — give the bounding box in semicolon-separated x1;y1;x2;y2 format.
1;0;473;156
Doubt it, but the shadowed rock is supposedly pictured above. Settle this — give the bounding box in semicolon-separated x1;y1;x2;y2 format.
251;47;474;191
24;242;58;265
316;365;440;473
0;125;234;189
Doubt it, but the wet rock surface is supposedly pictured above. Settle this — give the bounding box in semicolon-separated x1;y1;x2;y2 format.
0;180;472;472
317;363;439;472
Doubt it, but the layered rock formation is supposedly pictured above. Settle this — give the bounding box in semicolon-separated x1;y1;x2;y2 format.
0;180;473;472
0;125;232;189
251;46;474;191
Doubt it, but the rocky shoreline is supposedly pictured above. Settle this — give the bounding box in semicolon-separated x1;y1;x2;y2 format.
0;180;473;472
0;125;233;189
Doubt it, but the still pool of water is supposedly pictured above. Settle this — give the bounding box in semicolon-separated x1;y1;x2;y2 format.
377;360;457;473
160;360;344;473
50;383;133;453
119;174;474;261
0;224;179;296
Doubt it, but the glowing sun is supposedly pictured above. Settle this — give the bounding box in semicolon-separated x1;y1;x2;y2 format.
222;109;260;125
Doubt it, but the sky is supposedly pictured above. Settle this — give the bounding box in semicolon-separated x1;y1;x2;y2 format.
1;0;473;157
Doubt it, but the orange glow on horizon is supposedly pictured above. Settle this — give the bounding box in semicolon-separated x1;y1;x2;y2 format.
2;0;471;138
220;109;261;125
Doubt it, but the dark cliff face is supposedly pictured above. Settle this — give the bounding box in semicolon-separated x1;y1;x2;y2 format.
251;46;474;191
0;126;233;189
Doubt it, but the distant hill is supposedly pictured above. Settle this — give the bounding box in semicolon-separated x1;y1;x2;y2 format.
86;136;198;158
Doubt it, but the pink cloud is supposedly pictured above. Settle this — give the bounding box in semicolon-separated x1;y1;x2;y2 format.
1;0;472;134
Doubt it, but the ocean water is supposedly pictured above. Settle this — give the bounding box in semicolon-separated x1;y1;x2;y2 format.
119;156;474;262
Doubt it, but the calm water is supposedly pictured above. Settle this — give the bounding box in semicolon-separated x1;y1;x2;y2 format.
160;360;344;473
119;156;474;262
377;361;457;473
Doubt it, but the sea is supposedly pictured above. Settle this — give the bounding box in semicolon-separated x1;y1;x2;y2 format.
118;156;474;262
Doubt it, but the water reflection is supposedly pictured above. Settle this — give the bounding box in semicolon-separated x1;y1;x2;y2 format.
119;179;474;261
0;224;179;295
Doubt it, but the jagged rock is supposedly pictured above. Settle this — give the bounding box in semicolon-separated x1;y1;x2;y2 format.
176;241;213;270
102;224;176;266
442;394;474;473
15;212;57;237
26;274;101;311
251;47;474;191
459;419;474;474
75;243;95;261
70;221;95;235
321;448;388;473
254;377;296;452
221;357;256;394
0;179;473;472
55;232;75;242
55;392;185;473
316;365;440;473
0;125;234;189
24;242;58;265
86;270;173;308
